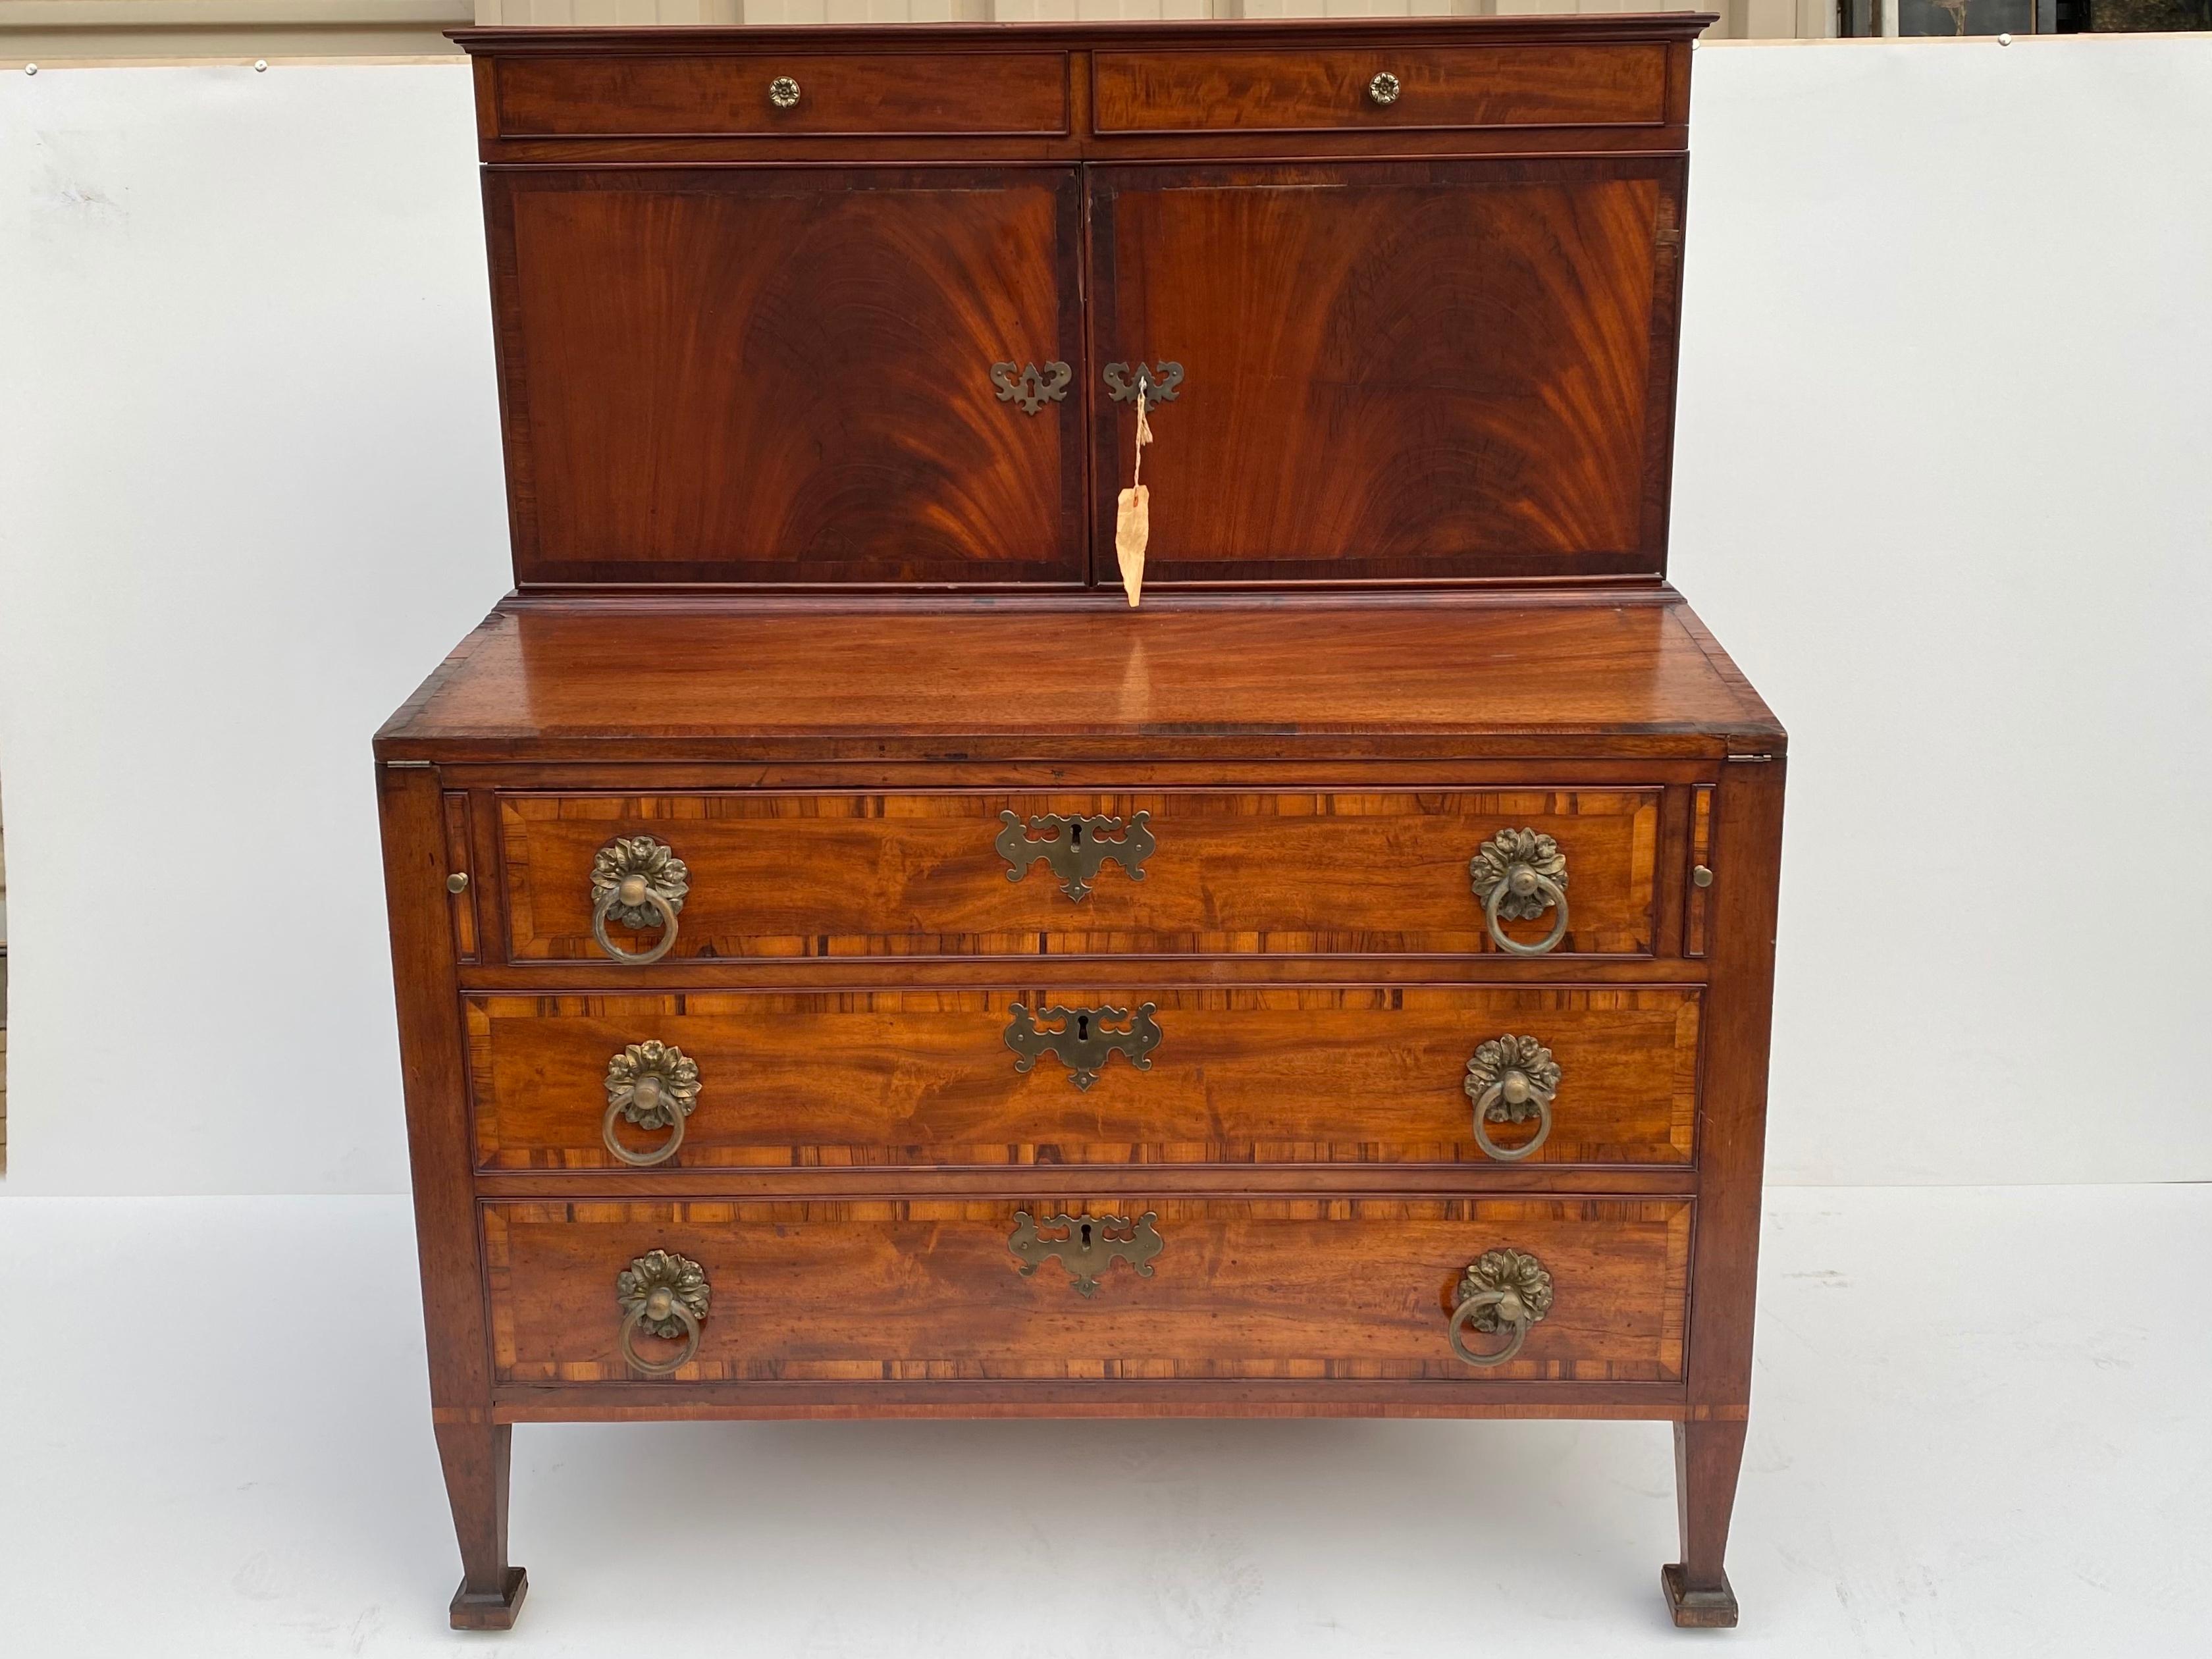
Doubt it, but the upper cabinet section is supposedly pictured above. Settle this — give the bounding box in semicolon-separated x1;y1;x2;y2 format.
456;18;1705;592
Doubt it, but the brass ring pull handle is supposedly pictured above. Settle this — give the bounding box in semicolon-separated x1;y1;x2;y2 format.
616;1250;710;1377
1463;1035;1560;1163
1367;71;1402;106
602;1041;700;1168
588;836;689;966
1447;1248;1554;1367
768;75;801;109
619;1301;700;1376
1469;829;1571;957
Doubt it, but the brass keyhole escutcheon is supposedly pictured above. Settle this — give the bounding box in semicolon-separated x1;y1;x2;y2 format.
1010;1210;1164;1297
1005;1002;1163;1091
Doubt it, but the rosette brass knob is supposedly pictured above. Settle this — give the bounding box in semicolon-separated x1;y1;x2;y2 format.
589;835;688;965
602;1041;701;1167
616;1250;710;1377
1448;1248;1554;1368
1468;828;1571;956
1463;1035;1560;1162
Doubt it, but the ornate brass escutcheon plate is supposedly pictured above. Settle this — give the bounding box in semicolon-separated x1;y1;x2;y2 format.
989;359;1072;415
1004;1001;1163;1090
1102;360;1185;406
995;809;1155;901
1009;1209;1165;1296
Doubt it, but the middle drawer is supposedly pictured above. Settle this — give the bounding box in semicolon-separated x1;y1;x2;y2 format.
467;984;1700;1171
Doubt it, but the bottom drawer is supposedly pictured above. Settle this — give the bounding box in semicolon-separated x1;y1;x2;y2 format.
485;1198;1689;1386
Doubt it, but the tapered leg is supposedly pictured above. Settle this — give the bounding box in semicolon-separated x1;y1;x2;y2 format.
1662;1419;1745;1628
437;1419;528;1630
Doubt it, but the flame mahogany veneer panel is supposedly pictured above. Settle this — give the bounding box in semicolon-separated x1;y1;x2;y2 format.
494;169;1085;587
1089;159;1678;583
467;985;1701;1171
484;1198;1691;1384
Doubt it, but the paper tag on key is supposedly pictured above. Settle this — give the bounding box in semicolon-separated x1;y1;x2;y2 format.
1114;386;1152;608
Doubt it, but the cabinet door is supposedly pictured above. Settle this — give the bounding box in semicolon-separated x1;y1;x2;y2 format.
1087;158;1682;586
493;168;1084;587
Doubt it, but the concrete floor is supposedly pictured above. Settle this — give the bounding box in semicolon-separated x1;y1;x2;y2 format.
1;1184;2205;1656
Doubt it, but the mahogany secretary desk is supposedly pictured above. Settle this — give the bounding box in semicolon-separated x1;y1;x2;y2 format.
377;14;1783;1631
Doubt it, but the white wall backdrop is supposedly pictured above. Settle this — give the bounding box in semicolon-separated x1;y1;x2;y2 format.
2;40;2208;1196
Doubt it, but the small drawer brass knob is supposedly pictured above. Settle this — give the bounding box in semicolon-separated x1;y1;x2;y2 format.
589;835;688;965
768;75;801;109
616;1250;710;1377
1367;72;1402;107
1463;1035;1560;1162
602;1041;700;1167
1469;828;1571;956
446;871;469;894
1693;864;1715;888
1448;1248;1553;1367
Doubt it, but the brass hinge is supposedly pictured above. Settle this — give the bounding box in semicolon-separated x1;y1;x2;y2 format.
1725;753;1776;764
383;759;433;768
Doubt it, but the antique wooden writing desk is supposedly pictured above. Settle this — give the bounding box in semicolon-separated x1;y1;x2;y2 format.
378;14;1782;1631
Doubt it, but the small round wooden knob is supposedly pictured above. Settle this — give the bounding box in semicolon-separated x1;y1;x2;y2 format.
1367;72;1401;107
768;75;801;110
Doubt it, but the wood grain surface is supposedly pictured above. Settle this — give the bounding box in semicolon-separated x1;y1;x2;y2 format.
495;50;1070;138
1092;43;1667;134
484;1196;1690;1384
495;787;1658;961
494;168;1084;587
466;984;1700;1170
1090;158;1675;583
373;598;1784;763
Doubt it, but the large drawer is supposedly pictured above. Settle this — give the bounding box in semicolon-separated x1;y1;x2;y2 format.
494;789;1660;962
467;985;1700;1171
484;1197;1690;1385
1091;44;1668;136
492;51;1071;139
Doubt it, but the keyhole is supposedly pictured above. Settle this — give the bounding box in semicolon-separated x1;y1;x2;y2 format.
1076;1013;1090;1041
1080;1222;1093;1248
1070;820;1085;847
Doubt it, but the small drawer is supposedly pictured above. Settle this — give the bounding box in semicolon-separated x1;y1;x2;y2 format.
1091;44;1669;136
484;1197;1690;1385
468;986;1701;1171
494;51;1070;140
494;787;1661;963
